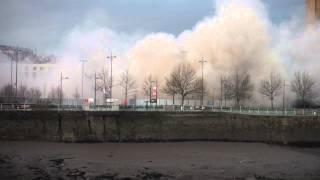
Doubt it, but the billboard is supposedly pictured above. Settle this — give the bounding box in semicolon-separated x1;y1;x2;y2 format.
150;81;157;104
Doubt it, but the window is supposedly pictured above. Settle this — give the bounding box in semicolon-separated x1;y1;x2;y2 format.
33;66;37;71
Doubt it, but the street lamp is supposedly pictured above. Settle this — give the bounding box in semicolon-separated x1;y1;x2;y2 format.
282;80;289;114
107;52;116;106
199;57;207;107
80;59;87;99
59;72;69;110
94;71;102;107
150;80;158;107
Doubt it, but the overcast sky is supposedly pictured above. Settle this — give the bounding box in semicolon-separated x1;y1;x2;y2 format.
0;0;304;53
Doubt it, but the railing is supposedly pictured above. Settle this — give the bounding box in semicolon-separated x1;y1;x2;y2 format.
0;103;318;116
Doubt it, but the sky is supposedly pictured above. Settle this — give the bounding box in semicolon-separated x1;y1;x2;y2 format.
0;0;304;53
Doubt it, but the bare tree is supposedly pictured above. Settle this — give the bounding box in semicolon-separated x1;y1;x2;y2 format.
291;71;316;108
97;68;111;100
119;70;136;105
259;72;282;109
142;74;153;100
223;77;233;107
48;87;63;99
27;87;42;99
73;87;80;100
162;77;177;105
166;62;202;106
218;75;232;107
219;75;225;107
0;84;15;97
18;85;28;98
228;70;254;107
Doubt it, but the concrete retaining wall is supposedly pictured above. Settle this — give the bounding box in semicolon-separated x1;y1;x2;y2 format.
0;111;319;145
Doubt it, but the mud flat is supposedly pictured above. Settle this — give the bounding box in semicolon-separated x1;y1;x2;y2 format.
0;141;320;180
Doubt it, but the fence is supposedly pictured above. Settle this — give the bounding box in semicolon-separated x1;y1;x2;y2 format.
0;101;319;116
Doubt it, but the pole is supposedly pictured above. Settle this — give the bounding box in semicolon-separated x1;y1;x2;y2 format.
149;80;151;107
107;52;116;106
220;77;223;108
283;80;286;114
60;72;62;110
80;59;87;99
94;72;97;107
199;57;207;107
10;56;13;96
156;80;158;107
15;51;18;97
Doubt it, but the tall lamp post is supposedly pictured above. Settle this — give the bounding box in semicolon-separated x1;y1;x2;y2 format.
94;71;102;107
282;80;289;114
199;57;207;107
14;49;23;97
107;52;116;105
80;59;87;99
59;72;69;110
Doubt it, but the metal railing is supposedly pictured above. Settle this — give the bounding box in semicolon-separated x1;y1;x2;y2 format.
1;103;318;117
0;96;319;116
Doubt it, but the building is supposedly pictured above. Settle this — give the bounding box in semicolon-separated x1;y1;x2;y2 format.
21;63;54;80
0;45;57;97
306;0;320;24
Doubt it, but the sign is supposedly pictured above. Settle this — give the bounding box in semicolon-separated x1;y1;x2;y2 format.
106;98;118;103
85;98;94;104
150;81;157;104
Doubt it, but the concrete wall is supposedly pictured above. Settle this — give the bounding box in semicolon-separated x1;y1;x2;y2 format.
0;111;319;145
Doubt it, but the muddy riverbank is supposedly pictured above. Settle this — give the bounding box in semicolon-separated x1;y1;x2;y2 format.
0;141;320;179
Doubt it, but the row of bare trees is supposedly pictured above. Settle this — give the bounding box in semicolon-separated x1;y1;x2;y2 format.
160;62;256;107
0;61;316;109
110;61;316;109
0;84;42;99
259;71;316;109
160;62;317;108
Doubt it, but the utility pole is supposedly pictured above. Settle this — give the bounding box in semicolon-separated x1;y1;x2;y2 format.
282;80;288;114
15;50;19;97
199;57;207;107
11;56;13;97
94;72;97;107
59;72;69;110
220;77;223;108
80;59;87;99
107;52;116;105
156;80;158;107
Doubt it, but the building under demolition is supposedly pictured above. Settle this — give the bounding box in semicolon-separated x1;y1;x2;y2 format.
306;0;320;24
0;45;57;97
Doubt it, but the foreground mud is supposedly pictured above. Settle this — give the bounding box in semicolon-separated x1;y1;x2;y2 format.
0;142;320;180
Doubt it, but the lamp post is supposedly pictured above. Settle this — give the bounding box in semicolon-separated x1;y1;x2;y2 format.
59;72;69;110
95;72;97;107
94;72;102;107
80;59;87;99
107;52;116;105
14;49;23;97
199;57;207;107
282;80;289;114
151;80;158;107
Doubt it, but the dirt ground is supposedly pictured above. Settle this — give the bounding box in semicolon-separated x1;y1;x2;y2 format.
0;141;320;180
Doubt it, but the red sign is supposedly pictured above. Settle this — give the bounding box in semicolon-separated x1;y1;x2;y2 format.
150;81;157;103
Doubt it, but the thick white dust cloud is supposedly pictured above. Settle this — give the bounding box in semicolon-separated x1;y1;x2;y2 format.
126;0;286;105
21;0;319;105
